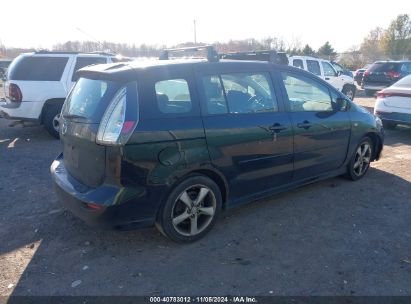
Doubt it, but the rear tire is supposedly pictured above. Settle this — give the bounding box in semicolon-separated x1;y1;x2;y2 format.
155;175;222;243
43;104;62;139
346;137;373;181
382;120;397;130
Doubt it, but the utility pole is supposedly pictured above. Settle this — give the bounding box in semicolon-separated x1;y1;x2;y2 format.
193;20;197;45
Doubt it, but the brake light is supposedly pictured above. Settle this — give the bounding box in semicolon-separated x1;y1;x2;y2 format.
84;202;105;211
364;71;370;77
96;86;137;145
9;83;22;102
385;71;401;78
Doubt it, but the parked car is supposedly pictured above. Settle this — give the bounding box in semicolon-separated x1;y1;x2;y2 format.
0;59;12;80
0;51;130;138
288;56;356;100
362;60;411;96
51;46;384;243
374;74;411;129
331;61;353;78
354;68;366;86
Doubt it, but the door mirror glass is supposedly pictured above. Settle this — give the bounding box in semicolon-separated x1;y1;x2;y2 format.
335;97;348;111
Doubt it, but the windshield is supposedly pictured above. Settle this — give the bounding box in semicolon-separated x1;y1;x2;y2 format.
392;74;411;88
332;62;344;72
62;78;123;123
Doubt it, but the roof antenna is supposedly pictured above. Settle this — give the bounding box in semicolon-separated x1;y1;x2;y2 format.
75;27;116;54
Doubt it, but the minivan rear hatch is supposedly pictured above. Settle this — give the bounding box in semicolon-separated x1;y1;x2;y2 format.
61;77;124;188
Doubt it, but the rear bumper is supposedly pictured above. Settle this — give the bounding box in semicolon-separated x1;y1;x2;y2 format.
0;99;43;121
374;99;411;126
375;111;411;126
50;153;156;230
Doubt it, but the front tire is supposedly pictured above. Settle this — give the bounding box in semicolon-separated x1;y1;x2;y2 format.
342;85;356;100
346;137;373;181
156;175;222;243
44;104;62;139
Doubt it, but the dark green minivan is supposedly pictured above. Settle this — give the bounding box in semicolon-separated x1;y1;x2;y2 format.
51;49;384;243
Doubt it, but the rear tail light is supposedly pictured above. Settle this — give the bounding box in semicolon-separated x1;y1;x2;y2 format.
9;83;22;102
385;71;401;79
96;86;137;145
364;71;370;77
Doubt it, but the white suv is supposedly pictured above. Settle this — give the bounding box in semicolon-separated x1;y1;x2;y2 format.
0;51;128;138
288;56;356;100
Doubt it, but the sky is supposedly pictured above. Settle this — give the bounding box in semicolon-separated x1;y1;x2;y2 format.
1;0;410;52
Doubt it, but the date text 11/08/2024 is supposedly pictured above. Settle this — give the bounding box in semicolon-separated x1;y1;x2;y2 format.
149;296;258;303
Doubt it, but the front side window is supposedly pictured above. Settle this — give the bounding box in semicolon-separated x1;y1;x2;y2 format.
306;60;321;76
72;57;107;81
202;73;278;114
8;56;68;81
155;79;192;114
281;72;334;112
322;62;337;77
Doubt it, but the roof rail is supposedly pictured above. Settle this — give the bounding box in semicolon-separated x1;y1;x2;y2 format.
159;45;219;62
34;50;116;56
220;50;289;65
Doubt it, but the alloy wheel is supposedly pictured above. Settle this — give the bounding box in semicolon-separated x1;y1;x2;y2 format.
171;184;217;236
353;142;371;177
53;113;61;132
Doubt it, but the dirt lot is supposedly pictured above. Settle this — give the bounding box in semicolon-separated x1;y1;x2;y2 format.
0;90;410;297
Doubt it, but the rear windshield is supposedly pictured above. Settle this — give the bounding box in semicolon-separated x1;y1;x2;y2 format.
62;78;123;123
368;62;400;73
8;56;68;81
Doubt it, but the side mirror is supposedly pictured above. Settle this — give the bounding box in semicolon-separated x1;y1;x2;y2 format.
337;70;343;76
335;97;348;111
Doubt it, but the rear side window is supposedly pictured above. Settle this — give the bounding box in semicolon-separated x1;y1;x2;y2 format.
400;62;411;73
8;56;68;81
293;59;304;69
202;72;278;114
281;72;334;112
72;57;107;81
155;79;192;114
306;60;321;76
62;78;123;123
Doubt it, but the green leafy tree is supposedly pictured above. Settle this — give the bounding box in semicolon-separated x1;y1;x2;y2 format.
317;41;336;60
302;44;315;56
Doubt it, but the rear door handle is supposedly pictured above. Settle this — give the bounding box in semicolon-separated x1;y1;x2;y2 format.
269;123;287;132
325;77;330;80
297;121;312;129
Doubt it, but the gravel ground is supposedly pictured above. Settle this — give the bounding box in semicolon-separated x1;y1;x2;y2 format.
0;89;410;297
